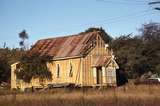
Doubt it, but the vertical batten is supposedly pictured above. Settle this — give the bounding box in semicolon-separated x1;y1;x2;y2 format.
80;57;83;86
102;66;106;84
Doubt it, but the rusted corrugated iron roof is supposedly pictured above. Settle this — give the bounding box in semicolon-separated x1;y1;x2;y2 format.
93;56;111;67
31;31;98;59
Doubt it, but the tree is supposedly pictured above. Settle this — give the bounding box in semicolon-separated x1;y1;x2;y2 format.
15;49;52;83
0;56;10;83
83;27;113;43
19;30;29;50
139;22;160;75
111;34;145;78
0;48;22;83
140;22;160;43
112;22;160;78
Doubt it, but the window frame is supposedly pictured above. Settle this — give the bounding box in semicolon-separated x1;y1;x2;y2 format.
69;62;73;77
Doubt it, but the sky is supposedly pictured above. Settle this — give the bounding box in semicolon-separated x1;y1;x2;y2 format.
0;0;160;48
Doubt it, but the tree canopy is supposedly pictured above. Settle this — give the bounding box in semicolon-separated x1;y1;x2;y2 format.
19;30;29;50
112;22;160;78
0;48;22;83
83;27;113;43
15;50;52;83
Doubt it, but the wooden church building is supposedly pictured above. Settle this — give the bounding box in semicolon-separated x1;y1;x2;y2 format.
11;30;119;90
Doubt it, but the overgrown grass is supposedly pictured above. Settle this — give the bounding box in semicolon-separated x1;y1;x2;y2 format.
0;85;160;106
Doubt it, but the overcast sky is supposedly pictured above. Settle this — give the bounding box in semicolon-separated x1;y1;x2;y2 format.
0;0;159;48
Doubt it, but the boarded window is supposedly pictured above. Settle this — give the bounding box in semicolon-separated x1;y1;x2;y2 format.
107;69;114;76
57;64;60;78
106;68;115;83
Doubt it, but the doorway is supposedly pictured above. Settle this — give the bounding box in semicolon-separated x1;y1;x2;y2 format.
96;67;102;84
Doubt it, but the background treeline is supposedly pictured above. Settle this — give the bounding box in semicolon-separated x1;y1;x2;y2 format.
0;48;23;83
112;22;160;79
0;22;160;83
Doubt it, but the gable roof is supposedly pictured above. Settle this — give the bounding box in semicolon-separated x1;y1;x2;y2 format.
31;31;99;59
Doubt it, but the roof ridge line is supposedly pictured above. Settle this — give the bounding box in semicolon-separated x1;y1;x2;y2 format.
38;31;99;41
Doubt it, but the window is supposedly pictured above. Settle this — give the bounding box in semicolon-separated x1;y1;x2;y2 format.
57;64;60;78
69;63;73;77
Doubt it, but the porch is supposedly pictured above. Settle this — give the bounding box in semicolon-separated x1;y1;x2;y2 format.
92;56;119;87
92;66;117;87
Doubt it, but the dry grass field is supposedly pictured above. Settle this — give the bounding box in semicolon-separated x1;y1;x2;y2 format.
0;85;160;106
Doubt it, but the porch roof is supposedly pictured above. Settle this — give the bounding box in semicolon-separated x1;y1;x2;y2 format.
92;56;111;67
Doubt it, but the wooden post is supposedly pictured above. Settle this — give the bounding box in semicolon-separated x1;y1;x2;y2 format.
102;66;106;84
